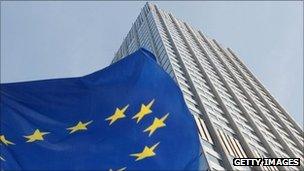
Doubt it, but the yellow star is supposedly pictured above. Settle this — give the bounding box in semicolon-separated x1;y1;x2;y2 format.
144;113;169;136
105;105;129;125
130;142;160;161
67;120;93;134
132;99;155;123
0;135;15;146
24;129;49;143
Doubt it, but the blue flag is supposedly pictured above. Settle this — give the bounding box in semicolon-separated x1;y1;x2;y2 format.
1;48;202;170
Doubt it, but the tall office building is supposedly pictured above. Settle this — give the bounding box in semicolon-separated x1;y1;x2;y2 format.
111;3;303;170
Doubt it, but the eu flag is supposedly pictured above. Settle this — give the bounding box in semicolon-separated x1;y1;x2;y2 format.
1;48;202;170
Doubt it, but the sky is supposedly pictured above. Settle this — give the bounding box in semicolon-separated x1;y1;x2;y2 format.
1;1;303;127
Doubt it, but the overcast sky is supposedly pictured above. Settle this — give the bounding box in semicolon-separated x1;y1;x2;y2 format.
1;1;303;127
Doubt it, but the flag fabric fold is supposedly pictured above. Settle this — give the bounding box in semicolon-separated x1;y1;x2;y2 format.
1;48;202;170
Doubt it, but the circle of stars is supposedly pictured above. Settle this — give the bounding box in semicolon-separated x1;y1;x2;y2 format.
1;98;170;170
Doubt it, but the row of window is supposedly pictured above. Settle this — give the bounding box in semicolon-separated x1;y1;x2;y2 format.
204;39;274;157
194;27;296;164
194;115;213;144
211;53;280;170
170;20;241;137
217;129;247;158
147;7;302;169
187;33;247;137
216;41;293;157
167;15;255;170
220;46;295;158
229;49;304;160
229;49;298;134
250;74;303;147
156;11;230;170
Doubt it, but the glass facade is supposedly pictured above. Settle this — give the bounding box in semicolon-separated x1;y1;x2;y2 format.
111;3;304;170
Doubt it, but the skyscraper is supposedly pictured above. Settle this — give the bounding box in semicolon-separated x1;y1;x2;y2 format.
111;3;303;170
